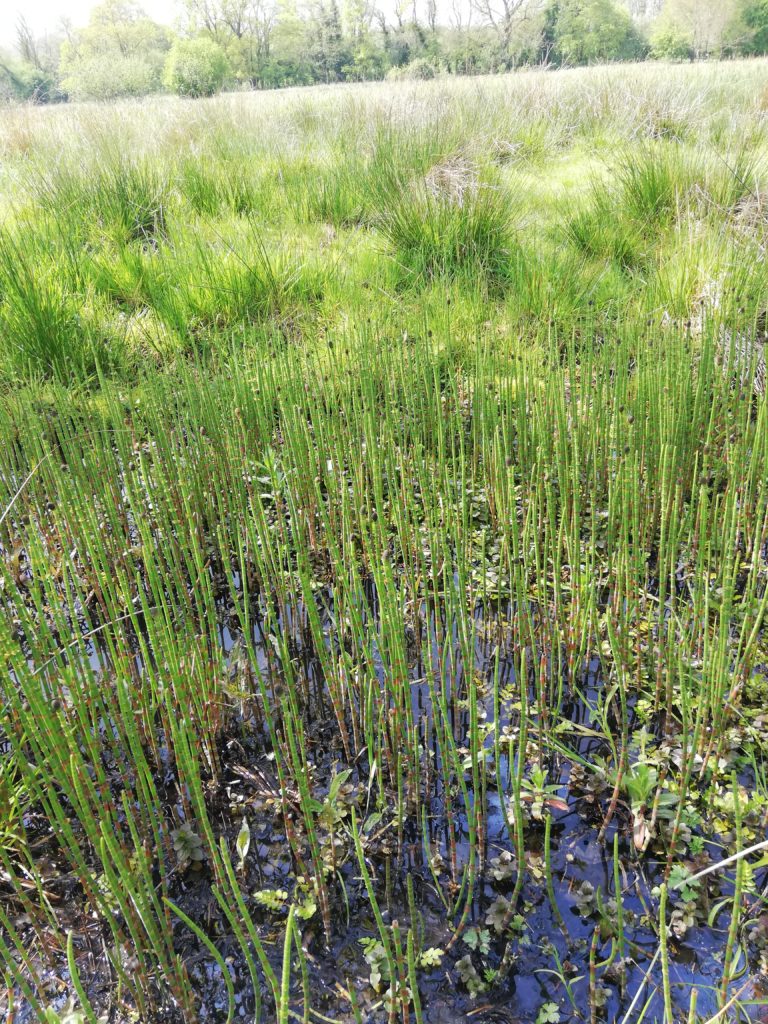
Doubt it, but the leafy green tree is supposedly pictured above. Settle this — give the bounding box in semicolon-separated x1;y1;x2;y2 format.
10;17;64;101
257;0;313;85
342;39;386;79
467;0;530;62
309;0;352;81
163;37;230;95
1;58;36;101
538;1;559;61
378;20;413;69
0;56;63;103
58;0;171;100
625;0;663;21
742;0;768;53
549;0;646;64
649;27;693;58
342;0;374;43
651;0;738;58
180;0;278;85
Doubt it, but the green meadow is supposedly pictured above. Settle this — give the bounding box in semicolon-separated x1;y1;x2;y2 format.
1;60;768;1023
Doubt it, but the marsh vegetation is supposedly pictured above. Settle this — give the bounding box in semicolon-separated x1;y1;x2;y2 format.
1;61;768;1023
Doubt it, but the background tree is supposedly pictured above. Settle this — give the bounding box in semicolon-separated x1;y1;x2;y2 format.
649;25;694;59
0;17;64;101
180;0;278;84
651;0;739;58
468;0;543;65
622;0;663;23
309;0;352;80
339;0;387;84
538;0;558;61
342;0;375;42
163;35;230;94
58;0;171;99
5;0;768;103
548;0;646;63
740;0;768;53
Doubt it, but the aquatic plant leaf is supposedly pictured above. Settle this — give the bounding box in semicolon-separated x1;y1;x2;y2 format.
593;987;609;1009
485;895;511;933
573;879;596;916
172;823;206;864
668;863;698;902
360;938;390;991
536;1002;560;1024
624;763;658;809
463;927;491;954
418;947;444;969
328;768;353;803
254;888;288;912
236;817;251;870
489;850;516;882
455;954;486;996
363;811;383;834
296;895;317;919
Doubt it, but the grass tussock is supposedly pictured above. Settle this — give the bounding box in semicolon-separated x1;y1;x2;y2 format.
379;167;517;284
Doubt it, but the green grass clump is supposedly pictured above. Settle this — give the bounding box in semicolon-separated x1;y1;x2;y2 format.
0;232;125;380
131;222;325;340
177;156;266;217
615;143;697;225
33;159;170;245
380;174;517;284
567;190;646;270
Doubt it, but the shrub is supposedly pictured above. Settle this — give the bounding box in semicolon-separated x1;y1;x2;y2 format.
163;38;229;98
387;58;438;81
60;53;162;101
57;5;171;101
650;29;694;62
0;60;64;103
549;0;646;65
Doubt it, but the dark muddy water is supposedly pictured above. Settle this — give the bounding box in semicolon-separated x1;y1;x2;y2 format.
5;574;768;1024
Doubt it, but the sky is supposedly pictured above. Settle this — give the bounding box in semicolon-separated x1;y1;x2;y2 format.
1;0;457;51
0;0;179;47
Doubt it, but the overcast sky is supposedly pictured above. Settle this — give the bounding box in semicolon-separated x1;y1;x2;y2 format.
1;0;179;47
1;0;463;51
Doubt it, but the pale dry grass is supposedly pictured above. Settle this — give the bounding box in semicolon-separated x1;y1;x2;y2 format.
3;59;768;177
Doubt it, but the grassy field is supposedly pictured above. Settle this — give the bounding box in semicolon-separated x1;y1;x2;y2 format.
1;60;768;1024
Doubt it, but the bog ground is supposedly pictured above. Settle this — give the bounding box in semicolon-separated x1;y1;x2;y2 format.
1;61;768;1024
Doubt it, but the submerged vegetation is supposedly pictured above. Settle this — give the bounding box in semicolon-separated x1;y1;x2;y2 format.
1;61;768;1023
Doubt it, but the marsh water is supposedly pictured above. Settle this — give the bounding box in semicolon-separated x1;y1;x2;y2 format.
7;567;767;1024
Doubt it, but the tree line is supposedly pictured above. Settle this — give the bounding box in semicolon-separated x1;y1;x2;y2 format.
2;0;767;103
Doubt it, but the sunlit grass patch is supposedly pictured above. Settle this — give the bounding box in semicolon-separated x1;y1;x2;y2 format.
177;155;268;217
32;158;172;245
0;231;128;381
378;166;518;285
